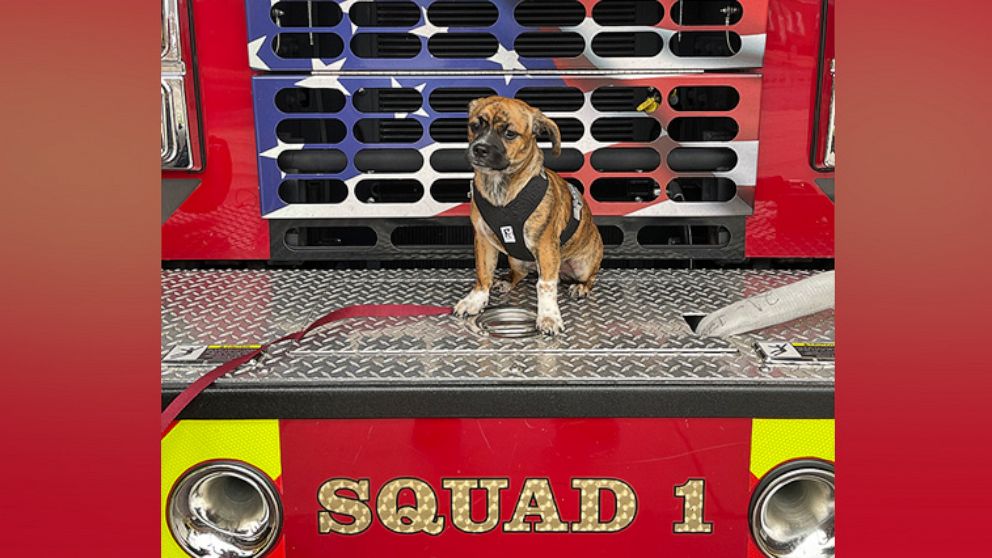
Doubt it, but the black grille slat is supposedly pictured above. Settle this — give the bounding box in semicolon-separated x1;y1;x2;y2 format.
591;32;663;57
349;2;422;26
276;118;347;144
392;225;475;246
274;33;344;58
430;118;471;142
544;148;584;172
637;225;731;246
515;87;584;111
547;118;584;142
669;86;740;111
431;179;472;202
514;0;586;26
275;88;346;113
352;88;423;113
431;149;473;172
278;179;348;204
667;147;737;172
353;118;424;143
429;88;498;112
270;2;343;27
592;1;664;26
591;118;661;142
354;148;424;172
286;227;377;248
670;32;742;57
351;33;421;58
590;87;653;111
356;179;424;203
278;149;347;173
671;1;743;25
666;178;737;202
515;33;585;58
428;33;499;58
430;117;583;142
427;1;499;26
668;117;739;142
590;148;660;172
590;177;661;202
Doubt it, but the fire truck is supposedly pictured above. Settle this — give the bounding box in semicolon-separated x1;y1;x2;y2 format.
161;1;835;556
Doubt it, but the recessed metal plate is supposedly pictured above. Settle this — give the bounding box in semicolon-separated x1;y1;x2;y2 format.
470;307;539;339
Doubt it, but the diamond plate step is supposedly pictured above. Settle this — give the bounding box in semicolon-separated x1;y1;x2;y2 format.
162;268;834;388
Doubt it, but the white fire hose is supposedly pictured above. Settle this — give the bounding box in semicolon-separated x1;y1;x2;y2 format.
695;271;835;337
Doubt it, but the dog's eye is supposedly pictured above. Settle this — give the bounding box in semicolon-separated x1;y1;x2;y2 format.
504;129;518;140
469;120;481;132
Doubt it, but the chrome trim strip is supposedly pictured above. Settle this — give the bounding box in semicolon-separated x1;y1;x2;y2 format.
161;0;183;66
161;76;192;170
823;59;835;169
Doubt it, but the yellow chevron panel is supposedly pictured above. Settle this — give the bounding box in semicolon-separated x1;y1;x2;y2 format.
750;419;834;478
161;420;282;558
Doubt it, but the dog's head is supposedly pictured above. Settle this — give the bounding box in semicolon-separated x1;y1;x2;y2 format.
466;96;561;172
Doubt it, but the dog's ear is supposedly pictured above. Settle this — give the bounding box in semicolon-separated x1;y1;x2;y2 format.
532;112;561;156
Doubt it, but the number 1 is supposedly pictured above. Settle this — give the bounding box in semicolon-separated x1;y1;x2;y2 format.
673;479;713;534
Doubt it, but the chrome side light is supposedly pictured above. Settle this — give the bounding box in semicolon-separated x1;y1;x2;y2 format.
167;461;283;558
750;461;835;558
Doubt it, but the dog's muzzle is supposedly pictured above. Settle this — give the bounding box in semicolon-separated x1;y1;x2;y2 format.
467;140;508;170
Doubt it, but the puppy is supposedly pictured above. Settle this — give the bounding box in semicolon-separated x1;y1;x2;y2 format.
453;96;603;335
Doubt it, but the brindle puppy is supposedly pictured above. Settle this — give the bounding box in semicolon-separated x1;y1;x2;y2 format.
453;96;603;335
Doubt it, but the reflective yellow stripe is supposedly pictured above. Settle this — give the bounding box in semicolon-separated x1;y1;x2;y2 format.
161;420;281;557
750;419;834;479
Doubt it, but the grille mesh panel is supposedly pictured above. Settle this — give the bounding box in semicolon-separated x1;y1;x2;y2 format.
254;76;756;217
249;0;767;70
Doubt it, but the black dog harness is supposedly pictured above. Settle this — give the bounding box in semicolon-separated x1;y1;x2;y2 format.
472;171;583;262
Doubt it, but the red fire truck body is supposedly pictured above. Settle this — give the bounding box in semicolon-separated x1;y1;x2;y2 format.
161;2;835;557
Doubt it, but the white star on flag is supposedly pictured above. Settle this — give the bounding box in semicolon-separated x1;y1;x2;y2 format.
488;44;526;83
259;139;294;161
295;59;350;95
248;37;270;70
259;139;294;179
411;6;447;37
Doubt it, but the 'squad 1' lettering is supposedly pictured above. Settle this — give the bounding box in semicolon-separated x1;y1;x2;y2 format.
316;477;711;536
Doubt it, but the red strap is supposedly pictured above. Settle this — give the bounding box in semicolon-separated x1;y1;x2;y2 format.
161;304;452;435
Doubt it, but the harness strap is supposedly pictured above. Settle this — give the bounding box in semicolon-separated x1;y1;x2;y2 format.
472;173;582;262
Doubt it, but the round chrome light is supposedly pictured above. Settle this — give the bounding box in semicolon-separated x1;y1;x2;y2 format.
750;461;834;558
168;461;282;558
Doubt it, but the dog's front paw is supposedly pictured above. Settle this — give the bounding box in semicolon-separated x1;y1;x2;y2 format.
568;283;592;299
454;290;489;317
491;279;514;295
536;313;565;336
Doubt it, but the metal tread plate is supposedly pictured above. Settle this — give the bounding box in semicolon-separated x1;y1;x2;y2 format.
162;268;834;388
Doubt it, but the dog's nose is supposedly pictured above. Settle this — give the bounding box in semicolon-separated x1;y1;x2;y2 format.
472;144;489;158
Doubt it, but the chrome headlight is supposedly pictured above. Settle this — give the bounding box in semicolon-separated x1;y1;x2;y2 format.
750;460;834;558
161;0;196;170
167;461;283;558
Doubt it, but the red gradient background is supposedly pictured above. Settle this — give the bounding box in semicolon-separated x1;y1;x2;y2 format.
837;1;992;555
0;0;161;555
1;1;991;556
